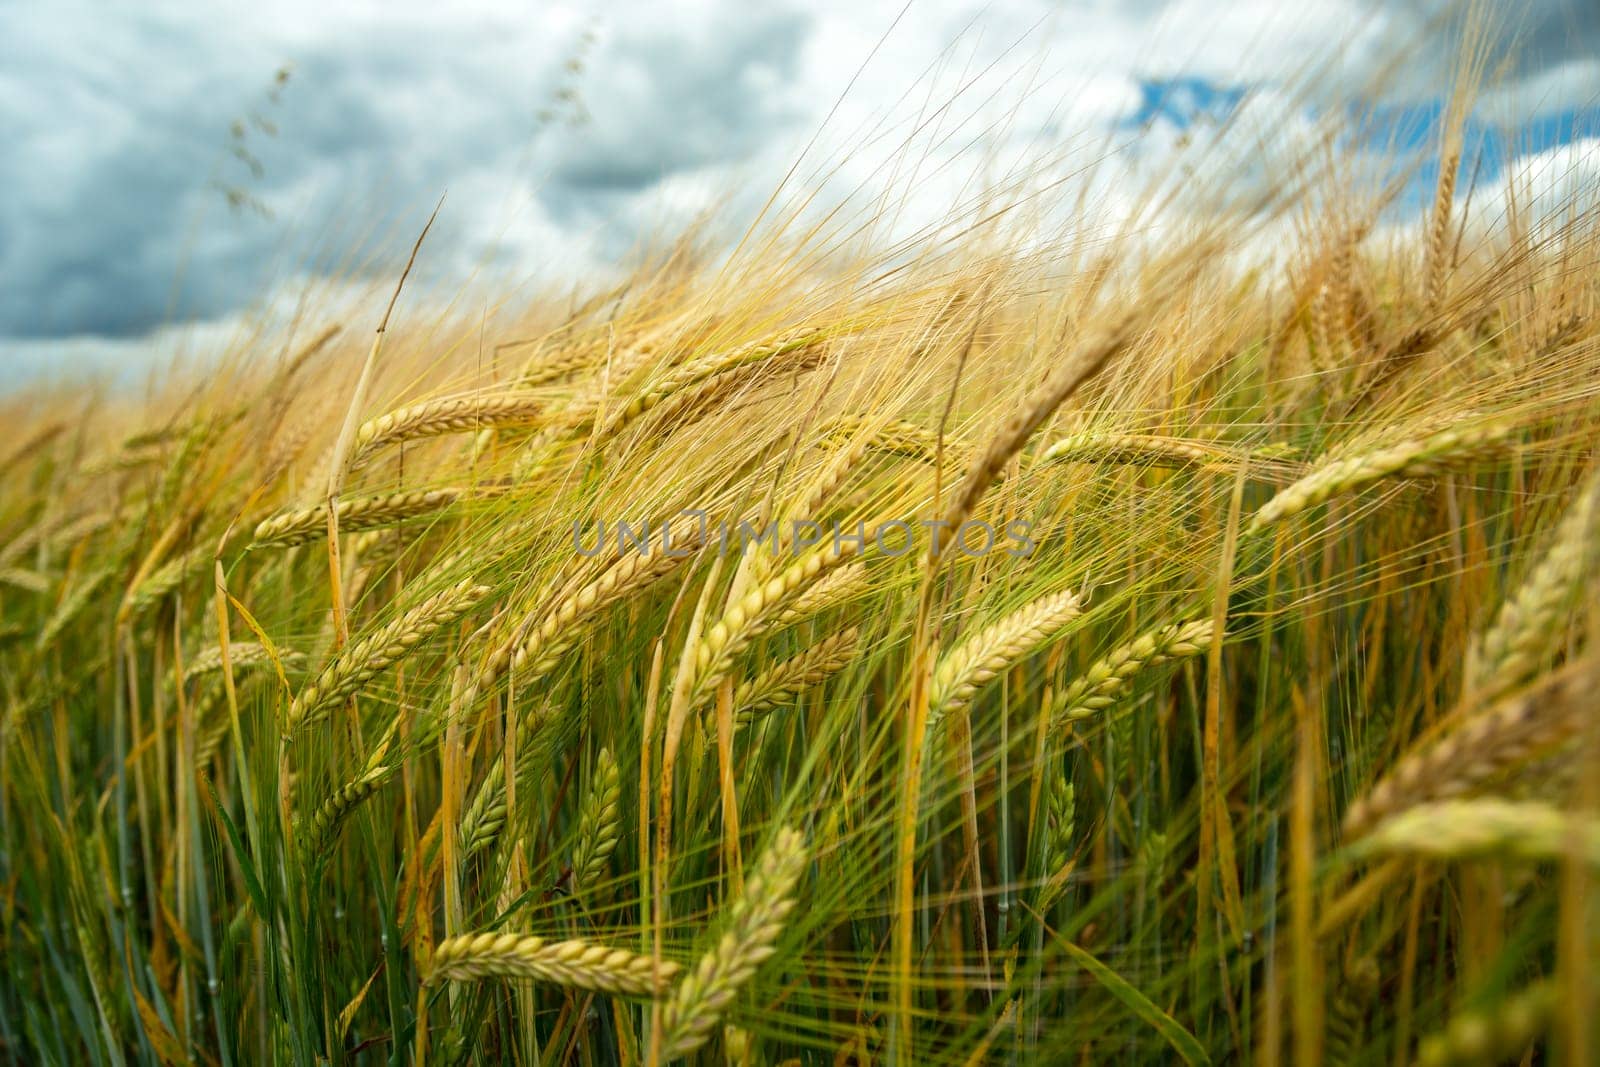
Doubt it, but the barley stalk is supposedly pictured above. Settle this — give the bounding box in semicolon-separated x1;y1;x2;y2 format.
284;578;489;738
427;932;680;997
658;826;807;1059
1050;619;1216;725
1248;416;1520;533
251;488;463;548
928;590;1082;727
350;394;544;467
1342;656;1598;839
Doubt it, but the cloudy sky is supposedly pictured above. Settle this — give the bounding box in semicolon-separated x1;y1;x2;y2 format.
2;1;1598;379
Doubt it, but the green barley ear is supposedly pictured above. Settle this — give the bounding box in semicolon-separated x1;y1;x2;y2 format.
1352;798;1600;869
1051;619;1215;727
1325;957;1380;1065
1044;779;1075;877
571;748;621;895
710;626;858;739
426;932;680;997
928;589;1082;730
658;826;807;1061
250;487;463;548
298;764;394;860
1037;778;1075;911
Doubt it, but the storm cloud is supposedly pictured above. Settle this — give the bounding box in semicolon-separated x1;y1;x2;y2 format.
1;0;1597;352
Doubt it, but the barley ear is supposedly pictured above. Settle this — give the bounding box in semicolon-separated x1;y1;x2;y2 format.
1051;619;1215;727
1467;468;1600;698
427;932;681;997
928;590;1082;729
284;579;489;738
658;826;807;1060
571;748;622;893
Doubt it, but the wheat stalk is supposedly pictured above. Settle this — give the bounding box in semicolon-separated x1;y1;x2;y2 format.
284;578;489;738
928;590;1082;727
1342;656;1598;839
350;394;544;467
251;488;463;548
1050;619;1216;726
427;932;680;997
657;825;807;1059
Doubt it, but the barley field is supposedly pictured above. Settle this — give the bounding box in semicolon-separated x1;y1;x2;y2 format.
3;21;1600;1067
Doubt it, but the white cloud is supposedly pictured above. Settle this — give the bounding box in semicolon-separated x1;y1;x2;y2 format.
1;0;1598;385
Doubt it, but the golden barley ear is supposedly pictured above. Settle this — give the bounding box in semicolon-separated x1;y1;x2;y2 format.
1050;619;1216;727
349;393;544;468
1247;415;1521;534
251;488;464;548
464;533;701;711
1466;467;1600;699
284;578;489;738
691;541;861;705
